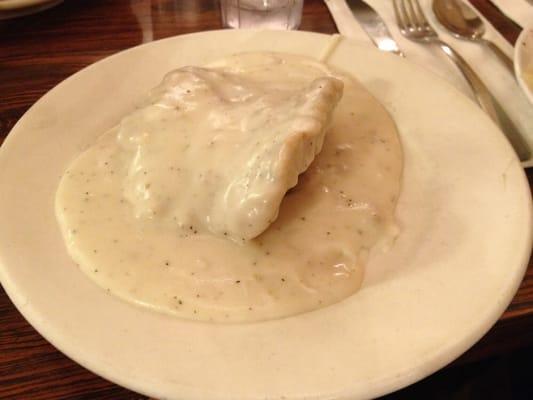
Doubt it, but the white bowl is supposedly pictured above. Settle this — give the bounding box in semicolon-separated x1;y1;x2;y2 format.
515;25;533;105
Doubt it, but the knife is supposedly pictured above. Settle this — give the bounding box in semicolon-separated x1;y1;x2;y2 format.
345;0;404;56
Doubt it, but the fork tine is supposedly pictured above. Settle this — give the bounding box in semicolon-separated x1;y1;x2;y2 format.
394;0;438;41
404;0;420;28
392;0;407;31
397;0;413;31
410;0;429;27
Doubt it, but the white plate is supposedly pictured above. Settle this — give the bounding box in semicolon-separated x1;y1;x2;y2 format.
515;25;533;105
0;0;56;10
0;30;531;400
0;0;62;20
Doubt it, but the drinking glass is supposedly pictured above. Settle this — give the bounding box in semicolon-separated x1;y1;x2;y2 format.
220;0;304;30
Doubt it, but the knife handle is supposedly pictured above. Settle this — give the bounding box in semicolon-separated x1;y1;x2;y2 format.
435;39;530;162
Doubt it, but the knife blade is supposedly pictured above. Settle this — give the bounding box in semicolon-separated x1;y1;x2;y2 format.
345;0;404;56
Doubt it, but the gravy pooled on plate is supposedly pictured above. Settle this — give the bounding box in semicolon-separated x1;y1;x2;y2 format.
56;53;403;322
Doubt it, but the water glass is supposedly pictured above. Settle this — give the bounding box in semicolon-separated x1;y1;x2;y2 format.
220;0;304;30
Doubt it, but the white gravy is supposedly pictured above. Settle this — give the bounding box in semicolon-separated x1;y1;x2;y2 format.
118;65;343;241
55;53;403;322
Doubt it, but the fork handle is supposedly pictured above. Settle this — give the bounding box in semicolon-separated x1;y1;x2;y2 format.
435;40;530;162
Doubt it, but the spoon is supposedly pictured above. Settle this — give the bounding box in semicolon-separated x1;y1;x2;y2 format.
433;0;514;73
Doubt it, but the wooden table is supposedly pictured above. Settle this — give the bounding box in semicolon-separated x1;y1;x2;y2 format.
0;1;531;398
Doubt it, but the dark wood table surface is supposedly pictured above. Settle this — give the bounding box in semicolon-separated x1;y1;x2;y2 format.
0;1;532;399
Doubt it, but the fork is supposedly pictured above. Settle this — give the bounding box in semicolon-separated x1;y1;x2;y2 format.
392;0;530;162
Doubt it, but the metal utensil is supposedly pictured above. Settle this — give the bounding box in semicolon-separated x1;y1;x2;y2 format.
433;0;513;72
346;0;404;56
392;0;530;162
